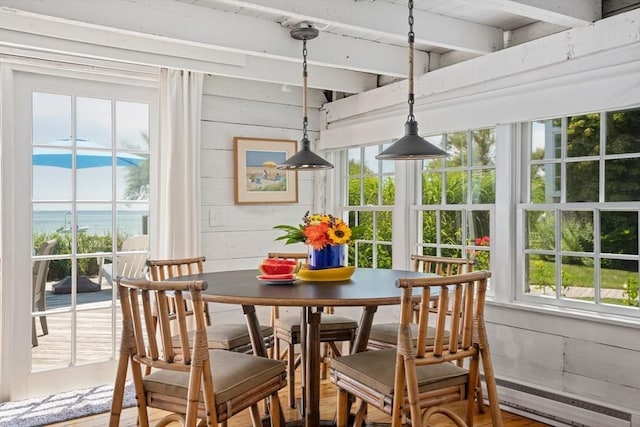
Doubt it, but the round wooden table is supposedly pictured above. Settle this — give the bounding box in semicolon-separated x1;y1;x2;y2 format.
180;267;434;427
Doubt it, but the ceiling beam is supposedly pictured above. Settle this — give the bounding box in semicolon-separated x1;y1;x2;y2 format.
474;0;601;27
199;0;504;54
505;21;567;47
0;0;425;77
323;7;640;126
0;6;377;93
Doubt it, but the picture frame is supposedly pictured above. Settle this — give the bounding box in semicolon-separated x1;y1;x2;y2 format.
233;137;298;204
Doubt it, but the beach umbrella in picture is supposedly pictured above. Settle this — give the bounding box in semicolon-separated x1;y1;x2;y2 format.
32;138;145;169
263;161;277;168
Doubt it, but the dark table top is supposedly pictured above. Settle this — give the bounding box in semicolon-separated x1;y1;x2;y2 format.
178;267;434;307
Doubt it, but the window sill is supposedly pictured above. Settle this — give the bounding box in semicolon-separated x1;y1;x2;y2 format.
486;297;640;330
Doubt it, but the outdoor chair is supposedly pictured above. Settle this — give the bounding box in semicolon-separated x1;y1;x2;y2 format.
98;234;149;286
147;256;274;356
331;271;503;427
109;277;286;427
32;239;57;347
267;251;359;408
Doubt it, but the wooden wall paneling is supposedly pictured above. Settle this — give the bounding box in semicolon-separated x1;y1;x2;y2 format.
487;323;565;389
199;75;322;270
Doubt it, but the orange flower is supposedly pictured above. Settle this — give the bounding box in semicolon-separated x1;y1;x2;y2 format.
303;222;331;249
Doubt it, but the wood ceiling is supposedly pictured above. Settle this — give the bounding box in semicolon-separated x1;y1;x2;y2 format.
0;1;632;94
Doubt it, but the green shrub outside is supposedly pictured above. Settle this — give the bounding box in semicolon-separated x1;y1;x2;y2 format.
34;232;122;281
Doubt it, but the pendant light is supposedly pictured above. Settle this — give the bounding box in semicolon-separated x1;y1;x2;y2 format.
278;22;333;170
376;0;447;160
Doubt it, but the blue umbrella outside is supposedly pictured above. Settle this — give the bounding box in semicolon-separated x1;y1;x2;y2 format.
32;138;145;169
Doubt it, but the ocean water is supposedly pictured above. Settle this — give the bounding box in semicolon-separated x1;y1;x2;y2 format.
33;210;148;237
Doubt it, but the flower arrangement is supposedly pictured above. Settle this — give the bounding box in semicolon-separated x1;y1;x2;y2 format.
274;212;364;250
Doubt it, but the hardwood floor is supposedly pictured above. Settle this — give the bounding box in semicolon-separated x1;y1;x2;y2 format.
49;372;549;427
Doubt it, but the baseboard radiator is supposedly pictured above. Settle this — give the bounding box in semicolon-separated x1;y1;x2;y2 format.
492;377;633;427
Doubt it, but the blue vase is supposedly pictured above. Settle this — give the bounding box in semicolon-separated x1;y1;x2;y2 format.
308;245;345;270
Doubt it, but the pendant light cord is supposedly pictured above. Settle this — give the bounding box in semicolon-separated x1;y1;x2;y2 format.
302;39;309;144
407;0;416;123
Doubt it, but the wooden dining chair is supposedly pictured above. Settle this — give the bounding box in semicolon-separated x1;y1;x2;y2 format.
109;277;286;427
367;255;485;413
331;271;503;427
147;256;274;355
267;251;359;409
367;255;475;350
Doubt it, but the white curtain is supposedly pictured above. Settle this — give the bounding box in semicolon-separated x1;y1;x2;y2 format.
152;68;204;259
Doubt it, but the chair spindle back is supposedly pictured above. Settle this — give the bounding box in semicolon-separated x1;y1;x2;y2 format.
395;271;491;424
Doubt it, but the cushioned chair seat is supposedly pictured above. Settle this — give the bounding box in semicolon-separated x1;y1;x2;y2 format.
144;349;286;405
331;348;468;396
275;314;358;332
368;323;449;346
172;324;273;352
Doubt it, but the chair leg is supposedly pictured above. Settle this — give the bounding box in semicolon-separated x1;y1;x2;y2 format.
475;375;485;413
272;332;284;361
336;388;349;427
354;400;367;426
249;403;262;427
287;342;296;408
462;352;485;414
270;306;279;359
109;353;131;427
39;315;48;336
320;342;330;379
480;344;504;427
32;318;38;347
36;297;48;336
269;391;283;427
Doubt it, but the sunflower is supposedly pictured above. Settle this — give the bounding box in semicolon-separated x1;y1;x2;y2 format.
328;222;352;245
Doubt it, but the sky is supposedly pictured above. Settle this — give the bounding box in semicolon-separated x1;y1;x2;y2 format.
31;92;149;210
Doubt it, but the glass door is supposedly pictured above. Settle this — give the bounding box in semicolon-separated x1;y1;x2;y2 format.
10;69;155;397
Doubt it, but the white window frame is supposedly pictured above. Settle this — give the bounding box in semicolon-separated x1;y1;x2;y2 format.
515;109;640;318
1;60;157;400
333;144;395;269
412;128;496;292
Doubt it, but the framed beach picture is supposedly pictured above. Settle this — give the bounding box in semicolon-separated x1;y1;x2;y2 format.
233;137;298;204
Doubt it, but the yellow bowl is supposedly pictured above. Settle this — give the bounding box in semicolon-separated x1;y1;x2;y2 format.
296;266;356;282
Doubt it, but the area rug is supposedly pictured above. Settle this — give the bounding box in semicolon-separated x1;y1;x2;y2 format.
0;381;135;426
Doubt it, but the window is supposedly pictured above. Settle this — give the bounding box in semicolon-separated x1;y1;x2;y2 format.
416;129;496;271
27;79;151;372
520;107;640;313
339;144;394;268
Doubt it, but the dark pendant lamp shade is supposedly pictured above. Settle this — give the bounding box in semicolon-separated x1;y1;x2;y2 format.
277;22;333;171
277;136;333;170
376;120;447;160
376;0;447;161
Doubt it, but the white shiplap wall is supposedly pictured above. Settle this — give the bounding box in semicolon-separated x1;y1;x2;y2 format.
199;75;327;322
